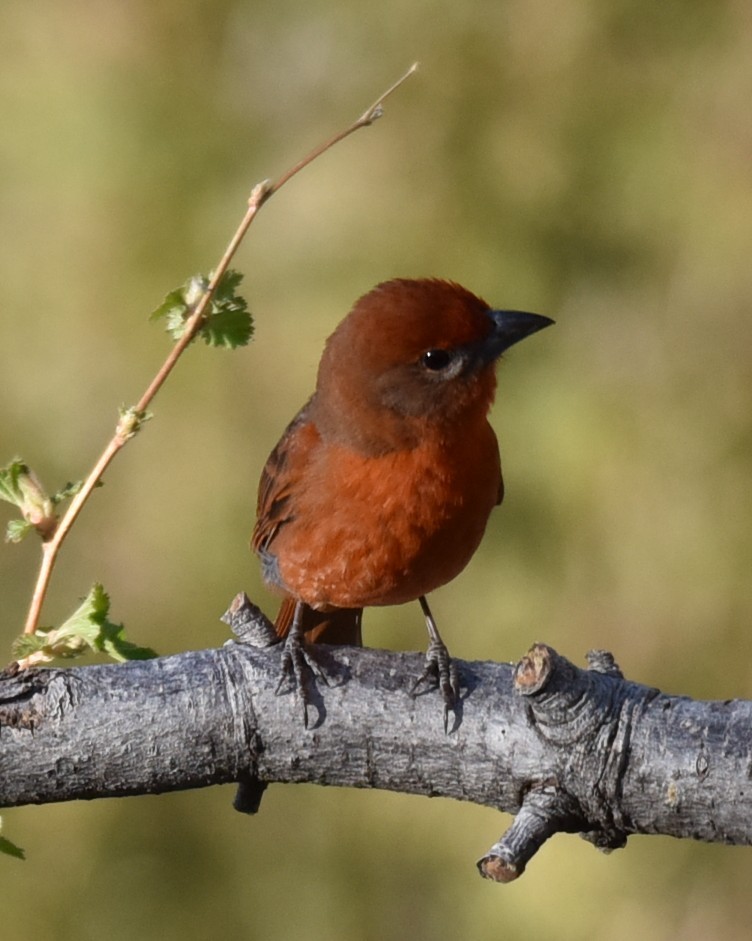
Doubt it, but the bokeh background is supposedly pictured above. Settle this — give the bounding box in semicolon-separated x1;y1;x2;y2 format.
2;0;752;938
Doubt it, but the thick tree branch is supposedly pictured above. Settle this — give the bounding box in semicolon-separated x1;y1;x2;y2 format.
1;594;750;881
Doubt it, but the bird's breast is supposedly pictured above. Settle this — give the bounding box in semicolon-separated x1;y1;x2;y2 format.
270;419;502;609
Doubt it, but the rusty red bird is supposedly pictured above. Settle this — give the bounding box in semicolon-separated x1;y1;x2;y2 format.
252;278;552;727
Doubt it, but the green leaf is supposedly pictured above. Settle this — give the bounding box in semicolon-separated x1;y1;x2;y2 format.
0;460;57;539
199;269;253;349
199;303;253;348
1;462;84;541
5;518;34;544
0;460;27;507
11;633;48;659
150;270;253;348
151;287;187;324
213;268;244;301
95;621;157;662
11;584;157;665
150;274;209;341
51;480;84;506
64;582;112;636
150;275;209;323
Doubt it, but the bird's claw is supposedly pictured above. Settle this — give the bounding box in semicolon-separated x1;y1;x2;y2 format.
411;638;460;732
276;632;330;729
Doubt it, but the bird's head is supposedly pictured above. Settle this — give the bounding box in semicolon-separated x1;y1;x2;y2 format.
313;278;553;451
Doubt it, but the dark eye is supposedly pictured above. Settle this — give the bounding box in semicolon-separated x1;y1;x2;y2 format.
420;349;453;371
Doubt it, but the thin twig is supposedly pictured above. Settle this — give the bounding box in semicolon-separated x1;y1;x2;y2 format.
20;63;418;639
268;62;418;195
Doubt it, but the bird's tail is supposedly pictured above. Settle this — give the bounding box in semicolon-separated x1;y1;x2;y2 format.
274;597;363;646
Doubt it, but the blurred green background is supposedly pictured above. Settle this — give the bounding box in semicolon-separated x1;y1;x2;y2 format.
2;0;752;938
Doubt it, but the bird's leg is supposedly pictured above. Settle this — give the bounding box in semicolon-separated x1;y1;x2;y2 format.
276;600;330;729
411;595;460;732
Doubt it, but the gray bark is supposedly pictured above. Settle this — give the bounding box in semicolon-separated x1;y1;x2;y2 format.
1;596;750;881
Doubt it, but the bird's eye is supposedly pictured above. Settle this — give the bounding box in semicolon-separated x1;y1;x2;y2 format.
420;349;453;371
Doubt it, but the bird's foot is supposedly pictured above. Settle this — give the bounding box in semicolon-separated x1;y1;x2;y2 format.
275;631;330;729
411;637;460;732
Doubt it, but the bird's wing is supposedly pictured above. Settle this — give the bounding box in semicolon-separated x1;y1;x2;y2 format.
251;400;318;555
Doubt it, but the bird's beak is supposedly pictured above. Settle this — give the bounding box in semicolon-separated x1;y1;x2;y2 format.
484;309;555;359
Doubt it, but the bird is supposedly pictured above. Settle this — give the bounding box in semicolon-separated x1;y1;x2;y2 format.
252;278;553;728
